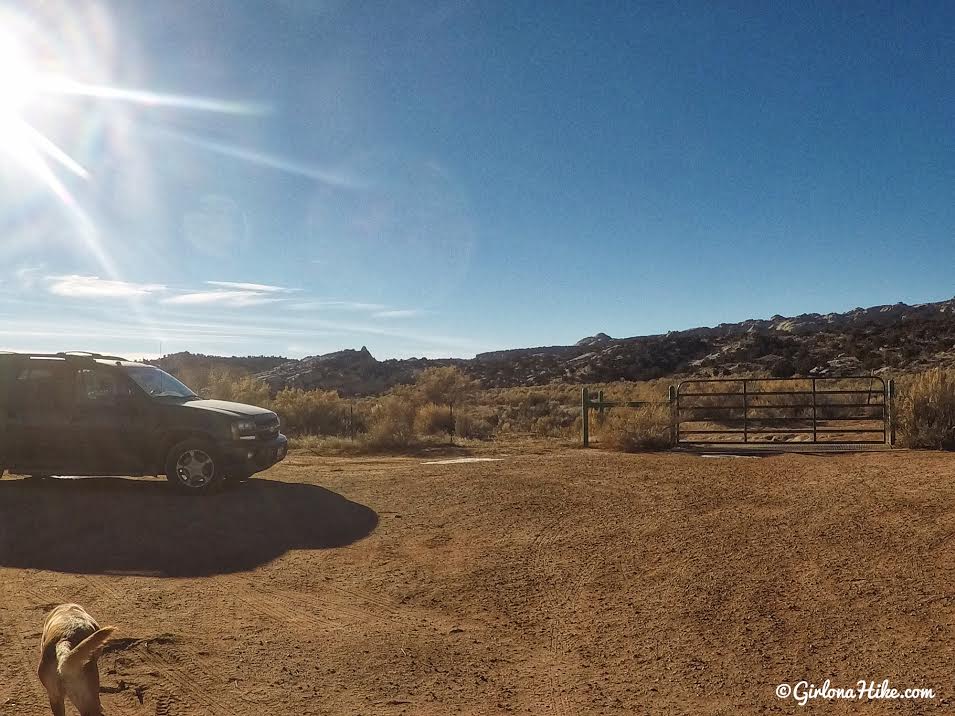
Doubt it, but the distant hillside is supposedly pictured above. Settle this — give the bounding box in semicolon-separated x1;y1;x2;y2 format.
255;347;461;396
156;296;955;395
153;352;289;382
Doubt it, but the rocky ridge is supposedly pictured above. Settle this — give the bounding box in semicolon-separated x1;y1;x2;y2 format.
159;296;955;395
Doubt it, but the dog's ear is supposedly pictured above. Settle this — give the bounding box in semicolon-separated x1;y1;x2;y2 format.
58;627;116;675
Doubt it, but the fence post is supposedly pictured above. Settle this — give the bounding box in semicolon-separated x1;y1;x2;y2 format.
742;379;749;444
887;378;896;446
582;387;590;447
811;378;818;443
668;385;677;446
597;390;604;417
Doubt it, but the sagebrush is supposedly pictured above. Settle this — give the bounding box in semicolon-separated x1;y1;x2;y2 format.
896;369;955;449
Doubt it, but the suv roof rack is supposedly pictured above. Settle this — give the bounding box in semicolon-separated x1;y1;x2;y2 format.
0;351;130;362
57;351;130;361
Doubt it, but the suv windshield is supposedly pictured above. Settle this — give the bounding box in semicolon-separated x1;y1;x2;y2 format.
122;365;197;398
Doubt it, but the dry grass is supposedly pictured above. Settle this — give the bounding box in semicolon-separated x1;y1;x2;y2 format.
596;404;672;451
896;368;955;449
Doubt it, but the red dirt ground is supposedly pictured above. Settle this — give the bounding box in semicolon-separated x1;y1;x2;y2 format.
1;447;953;714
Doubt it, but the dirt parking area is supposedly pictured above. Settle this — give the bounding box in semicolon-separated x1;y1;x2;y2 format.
1;446;953;715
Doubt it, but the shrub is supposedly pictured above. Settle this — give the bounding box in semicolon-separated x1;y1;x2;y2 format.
271;388;350;436
414;366;478;407
414;403;454;436
598;404;672;452
896;369;955;449
531;415;565;437
204;371;270;406
365;394;417;449
455;412;494;440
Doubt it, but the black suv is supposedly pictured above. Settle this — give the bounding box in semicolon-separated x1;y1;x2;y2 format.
0;352;287;494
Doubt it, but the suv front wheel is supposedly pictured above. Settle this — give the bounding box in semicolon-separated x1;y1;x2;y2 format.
165;438;225;495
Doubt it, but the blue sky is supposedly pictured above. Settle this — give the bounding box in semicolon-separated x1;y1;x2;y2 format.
1;1;953;359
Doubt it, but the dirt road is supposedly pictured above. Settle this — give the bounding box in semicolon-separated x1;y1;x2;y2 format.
1;447;953;714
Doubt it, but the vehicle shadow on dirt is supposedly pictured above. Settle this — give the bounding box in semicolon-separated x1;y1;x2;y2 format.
0;477;378;577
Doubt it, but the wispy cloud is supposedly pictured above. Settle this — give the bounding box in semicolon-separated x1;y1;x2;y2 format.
164;280;299;307
288;300;389;312
372;309;425;319
162;290;285;308
205;281;299;293
47;275;166;298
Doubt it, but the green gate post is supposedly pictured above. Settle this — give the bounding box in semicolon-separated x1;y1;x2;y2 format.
668;385;677;446
582;387;590;447
888;378;896;445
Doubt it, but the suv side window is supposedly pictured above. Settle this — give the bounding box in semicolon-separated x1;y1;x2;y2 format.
12;362;70;412
75;368;131;406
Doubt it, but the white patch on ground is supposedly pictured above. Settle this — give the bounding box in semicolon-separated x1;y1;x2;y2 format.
421;458;505;465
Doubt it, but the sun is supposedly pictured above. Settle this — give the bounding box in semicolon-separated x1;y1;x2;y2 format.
0;29;53;176
0;4;268;278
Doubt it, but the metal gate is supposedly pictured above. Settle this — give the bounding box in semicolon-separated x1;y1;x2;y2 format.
676;376;890;446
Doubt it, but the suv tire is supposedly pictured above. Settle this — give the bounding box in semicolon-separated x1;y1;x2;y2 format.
165;438;224;495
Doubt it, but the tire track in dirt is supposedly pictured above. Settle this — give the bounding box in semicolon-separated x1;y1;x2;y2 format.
79;572;125;601
124;644;252;716
154;693;177;716
83;576;405;714
527;501;609;716
225;579;403;635
527;512;575;716
0;575;51;712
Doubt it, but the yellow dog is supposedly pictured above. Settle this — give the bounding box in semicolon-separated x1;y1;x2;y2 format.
37;604;115;716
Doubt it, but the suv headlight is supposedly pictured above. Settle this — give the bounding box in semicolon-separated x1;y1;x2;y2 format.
232;419;257;440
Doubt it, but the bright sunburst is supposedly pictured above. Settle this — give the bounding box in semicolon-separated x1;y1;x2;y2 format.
0;27;90;212
0;5;266;280
0;2;275;356
0;35;35;117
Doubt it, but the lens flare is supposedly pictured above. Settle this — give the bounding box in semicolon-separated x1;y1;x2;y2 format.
0;3;269;349
0;35;36;116
0;6;266;274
